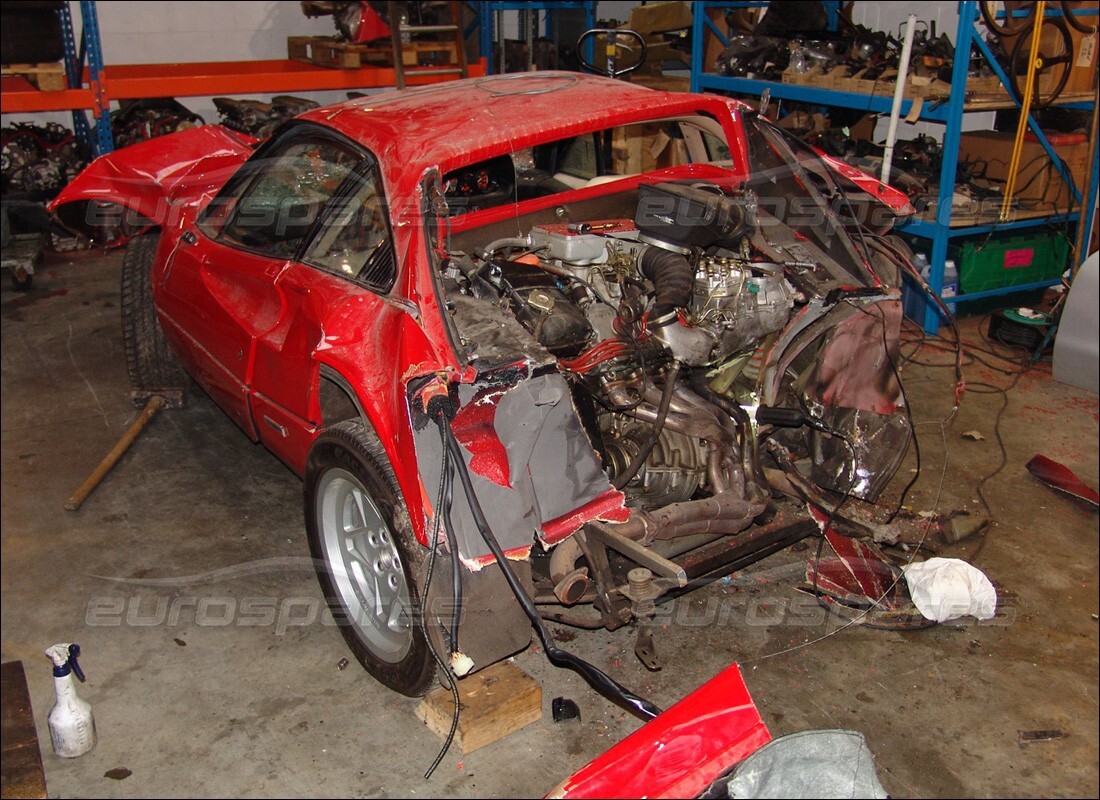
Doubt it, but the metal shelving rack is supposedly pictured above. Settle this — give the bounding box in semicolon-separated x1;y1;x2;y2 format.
2;1;487;157
474;1;596;75
689;0;1098;333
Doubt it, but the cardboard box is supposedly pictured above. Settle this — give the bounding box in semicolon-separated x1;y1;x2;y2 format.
957;130;1090;213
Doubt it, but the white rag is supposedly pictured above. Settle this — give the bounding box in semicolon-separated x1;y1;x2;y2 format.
902;557;997;622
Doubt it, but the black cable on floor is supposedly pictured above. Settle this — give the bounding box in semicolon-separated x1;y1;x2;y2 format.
966;373;1024;517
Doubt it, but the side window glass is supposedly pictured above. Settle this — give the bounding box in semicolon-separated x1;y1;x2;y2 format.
202;139;358;258
303;168;396;293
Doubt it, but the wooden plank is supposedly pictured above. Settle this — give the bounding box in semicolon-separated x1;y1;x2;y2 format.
415;661;542;754
0;63;65;92
1;661;47;800
286;35;457;69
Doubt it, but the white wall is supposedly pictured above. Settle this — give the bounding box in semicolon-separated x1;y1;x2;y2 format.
3;1;382;129
2;1;995;142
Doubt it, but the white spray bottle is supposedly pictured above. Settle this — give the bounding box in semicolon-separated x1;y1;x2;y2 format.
45;643;97;758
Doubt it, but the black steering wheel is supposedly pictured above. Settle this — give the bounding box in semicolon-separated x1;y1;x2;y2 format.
576;28;648;79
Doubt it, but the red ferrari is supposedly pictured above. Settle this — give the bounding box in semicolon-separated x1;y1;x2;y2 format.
55;72;920;794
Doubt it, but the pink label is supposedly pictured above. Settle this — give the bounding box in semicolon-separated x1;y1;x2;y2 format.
1003;248;1034;268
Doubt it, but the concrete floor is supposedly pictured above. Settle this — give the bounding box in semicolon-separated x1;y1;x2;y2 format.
2;249;1097;799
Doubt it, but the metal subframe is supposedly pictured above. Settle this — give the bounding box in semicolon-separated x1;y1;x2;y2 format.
689;1;1098;334
593;510;820;608
475;1;595;74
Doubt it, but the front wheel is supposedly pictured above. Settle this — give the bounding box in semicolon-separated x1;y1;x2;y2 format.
120;234;188;402
304;420;436;696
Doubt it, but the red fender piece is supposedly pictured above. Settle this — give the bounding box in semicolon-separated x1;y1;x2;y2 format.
805;528;932;629
549;664;771;799
1026;454;1100;507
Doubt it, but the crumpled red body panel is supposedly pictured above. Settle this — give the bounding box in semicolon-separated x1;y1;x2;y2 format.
49;125;256;225
550;664;771;799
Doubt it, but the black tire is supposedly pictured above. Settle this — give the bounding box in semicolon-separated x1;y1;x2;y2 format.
304;420;437;697
120;234;188;398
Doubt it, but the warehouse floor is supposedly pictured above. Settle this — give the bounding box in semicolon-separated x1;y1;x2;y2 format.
2;249;1098;799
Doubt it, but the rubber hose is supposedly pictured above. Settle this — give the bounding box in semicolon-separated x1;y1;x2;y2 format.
613;361;681;491
639;246;693;325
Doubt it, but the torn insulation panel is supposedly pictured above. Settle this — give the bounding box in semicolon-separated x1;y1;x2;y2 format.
409;370;624;566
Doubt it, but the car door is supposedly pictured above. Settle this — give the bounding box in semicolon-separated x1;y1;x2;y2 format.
156;129;362;438
249;157;400;462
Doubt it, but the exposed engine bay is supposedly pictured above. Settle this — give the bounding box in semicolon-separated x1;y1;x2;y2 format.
420;120;918;660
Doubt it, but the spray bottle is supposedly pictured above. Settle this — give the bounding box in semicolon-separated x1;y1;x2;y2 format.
45;643;97;758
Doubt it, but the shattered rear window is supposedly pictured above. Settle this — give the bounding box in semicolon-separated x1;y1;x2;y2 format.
441;115;734;216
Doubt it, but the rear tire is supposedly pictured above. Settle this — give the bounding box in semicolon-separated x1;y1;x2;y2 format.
120;234;187;401
305;420;437;697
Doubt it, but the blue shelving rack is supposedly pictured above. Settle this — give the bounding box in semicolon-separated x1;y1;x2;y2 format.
689;0;1098;333
58;1;114;155
474;1;596;75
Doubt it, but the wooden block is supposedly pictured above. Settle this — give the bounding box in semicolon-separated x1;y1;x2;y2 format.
0;63;65;92
1;661;47;799
415;661;542;754
285;34;458;70
287;35;313;61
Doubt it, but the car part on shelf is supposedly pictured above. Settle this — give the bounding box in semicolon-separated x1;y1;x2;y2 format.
213;95;321;139
110;98;204;149
981;1;1095;36
576;28;647;78
980;1;1037;37
1;122;87;197
1008;15;1073;107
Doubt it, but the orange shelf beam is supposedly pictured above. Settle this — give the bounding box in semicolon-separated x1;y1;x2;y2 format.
2;76;94;113
2;58;486;114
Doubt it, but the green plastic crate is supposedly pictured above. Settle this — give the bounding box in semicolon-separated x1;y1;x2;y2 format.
952;231;1069;294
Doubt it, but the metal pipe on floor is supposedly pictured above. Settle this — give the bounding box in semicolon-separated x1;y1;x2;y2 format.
64;395;165;511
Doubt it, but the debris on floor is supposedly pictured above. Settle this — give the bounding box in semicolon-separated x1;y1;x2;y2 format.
718;729;888;800
1017;729;1066;747
803;529;930;629
942;512;991;545
902;557;997;623
552;697;580;724
1026;454;1100;508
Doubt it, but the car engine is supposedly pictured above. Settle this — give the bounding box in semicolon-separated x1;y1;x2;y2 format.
435;166;913;645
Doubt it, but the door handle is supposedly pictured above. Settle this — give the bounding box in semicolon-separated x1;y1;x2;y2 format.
180;230;198;246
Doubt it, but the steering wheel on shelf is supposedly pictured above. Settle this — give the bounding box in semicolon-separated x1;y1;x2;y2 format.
980;1;1095;37
576;28;648;79
1008;16;1074;107
980;1;1037;37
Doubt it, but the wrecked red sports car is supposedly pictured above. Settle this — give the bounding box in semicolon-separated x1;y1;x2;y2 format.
55;72;918;789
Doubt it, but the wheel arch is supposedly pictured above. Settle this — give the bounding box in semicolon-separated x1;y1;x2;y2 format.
312;362;428;546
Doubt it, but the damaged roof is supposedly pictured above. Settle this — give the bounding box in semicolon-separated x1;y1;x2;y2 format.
298;72;744;182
